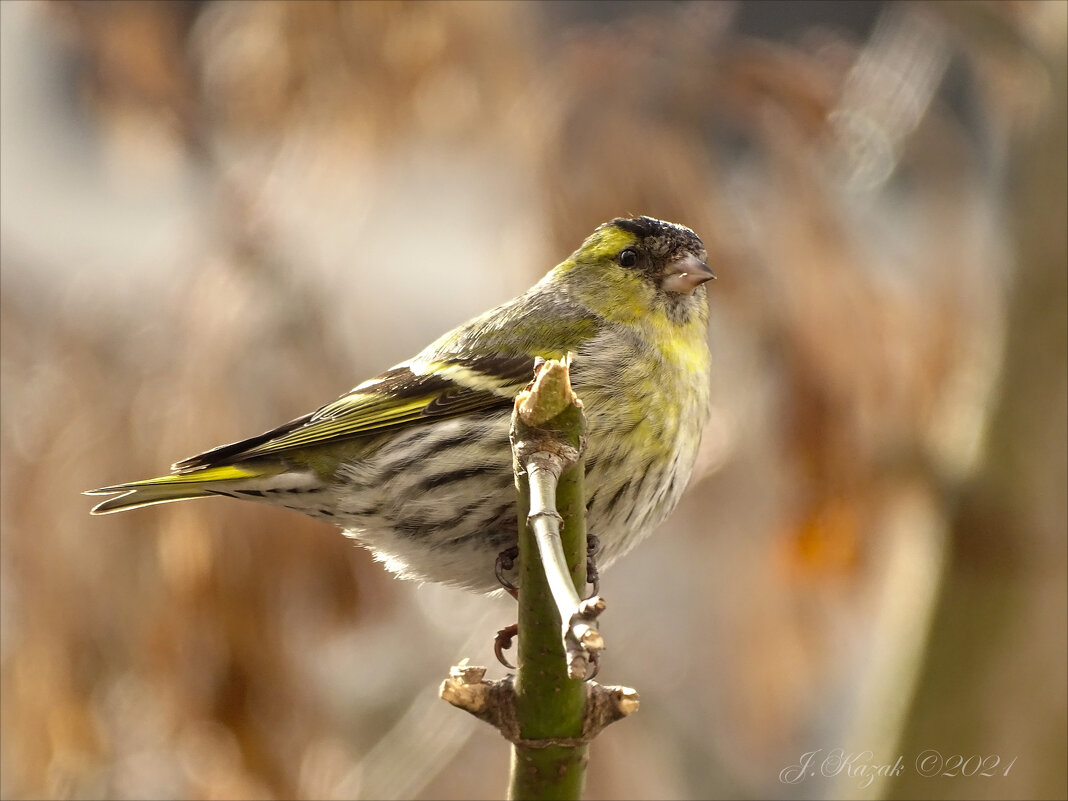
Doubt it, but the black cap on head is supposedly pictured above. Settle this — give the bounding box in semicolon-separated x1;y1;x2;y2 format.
609;216;704;260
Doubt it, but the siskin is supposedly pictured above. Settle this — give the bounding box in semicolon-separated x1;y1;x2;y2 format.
88;216;714;592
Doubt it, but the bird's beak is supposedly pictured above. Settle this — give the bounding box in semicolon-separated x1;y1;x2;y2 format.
661;254;716;294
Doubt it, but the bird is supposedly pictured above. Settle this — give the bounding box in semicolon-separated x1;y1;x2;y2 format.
87;216;714;593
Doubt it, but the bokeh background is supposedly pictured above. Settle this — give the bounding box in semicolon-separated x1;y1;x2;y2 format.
1;1;1065;799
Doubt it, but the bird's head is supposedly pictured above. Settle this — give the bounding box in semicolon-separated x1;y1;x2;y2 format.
550;216;714;325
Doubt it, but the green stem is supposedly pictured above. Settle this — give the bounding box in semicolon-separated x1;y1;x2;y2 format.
440;358;636;798
510;444;588;800
508;363;590;801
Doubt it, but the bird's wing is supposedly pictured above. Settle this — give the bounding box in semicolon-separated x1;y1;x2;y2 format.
171;353;537;472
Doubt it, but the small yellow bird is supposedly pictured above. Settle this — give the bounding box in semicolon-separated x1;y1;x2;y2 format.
89;216;714;592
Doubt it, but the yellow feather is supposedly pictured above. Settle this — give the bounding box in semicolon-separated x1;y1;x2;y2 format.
91;464;259;491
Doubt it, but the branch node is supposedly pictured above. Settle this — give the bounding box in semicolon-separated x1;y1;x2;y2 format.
439;670;639;745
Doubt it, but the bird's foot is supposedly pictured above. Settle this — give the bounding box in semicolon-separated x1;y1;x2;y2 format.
585;534;601;599
494;623;518;669
495;545;519;600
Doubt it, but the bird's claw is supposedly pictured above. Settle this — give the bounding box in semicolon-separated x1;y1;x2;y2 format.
585;649;601;681
494;623;518;669
585;535;601;599
495;545;520;599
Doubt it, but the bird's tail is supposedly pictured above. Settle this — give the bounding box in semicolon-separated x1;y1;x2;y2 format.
86;465;267;514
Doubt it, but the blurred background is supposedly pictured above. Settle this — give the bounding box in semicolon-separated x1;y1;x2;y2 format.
1;1;1065;799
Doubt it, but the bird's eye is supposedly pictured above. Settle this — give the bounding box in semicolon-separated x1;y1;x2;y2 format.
618;248;638;268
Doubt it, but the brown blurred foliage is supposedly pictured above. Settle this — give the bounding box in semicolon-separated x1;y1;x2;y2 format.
1;1;1064;799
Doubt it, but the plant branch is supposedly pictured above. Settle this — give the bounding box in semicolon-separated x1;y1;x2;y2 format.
439;356;638;801
512;357;606;679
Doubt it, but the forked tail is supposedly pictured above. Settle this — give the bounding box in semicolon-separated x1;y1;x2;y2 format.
86;465;267;514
